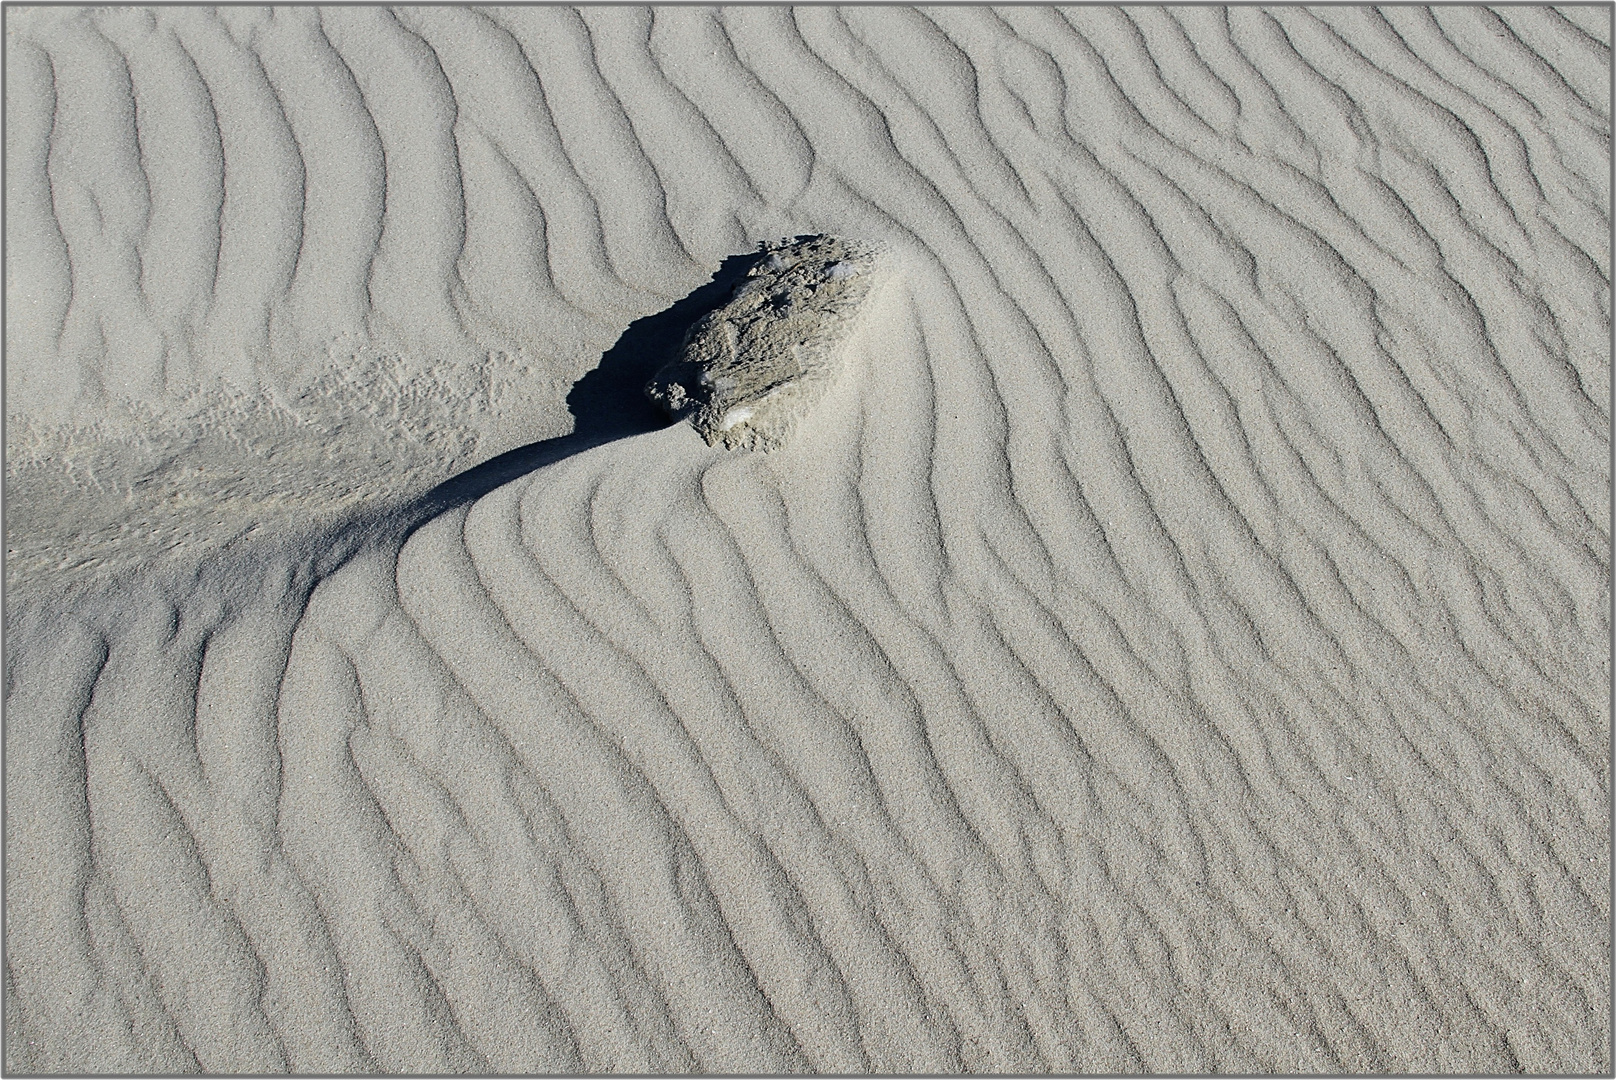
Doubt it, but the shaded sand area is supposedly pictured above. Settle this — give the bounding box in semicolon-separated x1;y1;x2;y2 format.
4;6;1610;1072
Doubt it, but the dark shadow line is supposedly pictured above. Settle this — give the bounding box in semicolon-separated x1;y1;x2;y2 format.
398;247;769;532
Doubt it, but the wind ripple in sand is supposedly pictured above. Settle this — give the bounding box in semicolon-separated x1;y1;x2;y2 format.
4;6;1609;1073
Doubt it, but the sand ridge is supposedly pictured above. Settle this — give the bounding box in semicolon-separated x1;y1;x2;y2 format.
3;6;1610;1073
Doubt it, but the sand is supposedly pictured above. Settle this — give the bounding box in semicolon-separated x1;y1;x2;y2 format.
3;5;1610;1074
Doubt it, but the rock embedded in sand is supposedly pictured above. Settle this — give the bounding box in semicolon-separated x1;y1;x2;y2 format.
646;235;888;451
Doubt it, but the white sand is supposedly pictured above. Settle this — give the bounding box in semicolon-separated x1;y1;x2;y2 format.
4;5;1610;1073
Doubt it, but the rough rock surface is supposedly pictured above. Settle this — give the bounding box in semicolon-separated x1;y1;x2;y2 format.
646;236;888;451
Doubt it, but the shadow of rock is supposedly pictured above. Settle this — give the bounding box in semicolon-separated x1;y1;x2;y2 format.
7;253;769;616
408;251;758;521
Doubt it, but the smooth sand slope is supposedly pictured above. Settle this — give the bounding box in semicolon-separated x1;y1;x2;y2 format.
4;5;1611;1073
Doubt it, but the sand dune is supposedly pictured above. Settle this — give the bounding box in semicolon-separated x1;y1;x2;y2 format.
4;5;1610;1073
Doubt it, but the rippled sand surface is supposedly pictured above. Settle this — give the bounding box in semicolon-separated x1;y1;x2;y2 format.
4;6;1609;1072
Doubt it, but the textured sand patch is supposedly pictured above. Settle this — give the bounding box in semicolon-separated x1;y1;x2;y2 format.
2;6;1608;1074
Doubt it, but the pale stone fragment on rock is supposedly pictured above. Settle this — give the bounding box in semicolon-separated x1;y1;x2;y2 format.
646;235;888;451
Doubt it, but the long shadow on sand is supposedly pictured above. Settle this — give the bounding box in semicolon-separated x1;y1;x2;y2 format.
9;253;764;613
405;251;756;522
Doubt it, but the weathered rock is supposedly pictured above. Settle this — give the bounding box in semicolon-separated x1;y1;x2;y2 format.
646;235;888;451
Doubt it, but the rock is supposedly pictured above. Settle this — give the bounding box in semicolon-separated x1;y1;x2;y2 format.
646;235;888;451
